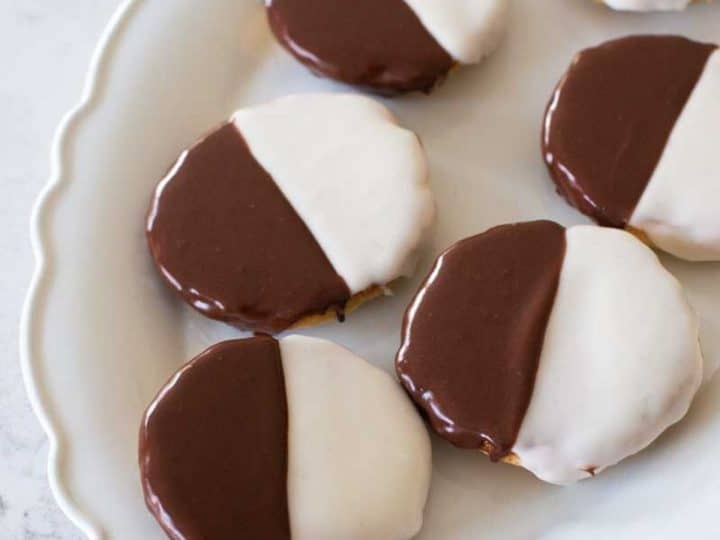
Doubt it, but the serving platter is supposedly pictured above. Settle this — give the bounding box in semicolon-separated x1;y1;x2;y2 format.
21;0;720;538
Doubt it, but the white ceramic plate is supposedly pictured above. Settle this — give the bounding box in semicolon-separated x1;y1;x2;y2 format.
21;0;720;538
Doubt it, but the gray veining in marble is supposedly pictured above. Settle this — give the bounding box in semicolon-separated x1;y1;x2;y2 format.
0;1;120;538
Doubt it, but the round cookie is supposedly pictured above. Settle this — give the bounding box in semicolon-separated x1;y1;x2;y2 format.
396;221;703;484
146;93;435;334
265;0;509;94
601;0;693;10
140;335;432;540
543;35;720;261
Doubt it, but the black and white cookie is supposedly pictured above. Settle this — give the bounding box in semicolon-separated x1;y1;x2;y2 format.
266;0;509;94
543;35;720;261
397;221;703;484
146;93;435;334
140;335;432;540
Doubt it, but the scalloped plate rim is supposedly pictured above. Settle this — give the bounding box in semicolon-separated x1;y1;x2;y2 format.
20;2;144;538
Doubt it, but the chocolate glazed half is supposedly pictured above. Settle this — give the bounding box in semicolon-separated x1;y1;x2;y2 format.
396;221;566;460
146;123;351;334
139;337;291;540
543;35;717;228
266;0;455;95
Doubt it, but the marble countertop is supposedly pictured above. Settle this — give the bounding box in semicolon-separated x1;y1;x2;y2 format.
0;1;119;538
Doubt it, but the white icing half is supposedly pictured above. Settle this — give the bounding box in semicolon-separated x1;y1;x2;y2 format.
233;94;435;293
603;0;692;10
280;336;431;540
513;226;703;485
402;0;509;64
630;49;720;261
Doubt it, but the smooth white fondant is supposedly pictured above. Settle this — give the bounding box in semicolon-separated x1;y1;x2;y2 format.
630;49;720;261
403;0;509;64
233;94;435;294
513;226;703;485
603;0;692;10
280;335;431;540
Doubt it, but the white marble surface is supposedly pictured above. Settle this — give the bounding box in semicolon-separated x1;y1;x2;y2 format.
0;1;118;538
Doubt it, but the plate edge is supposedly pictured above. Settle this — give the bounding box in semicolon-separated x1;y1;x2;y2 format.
19;1;146;538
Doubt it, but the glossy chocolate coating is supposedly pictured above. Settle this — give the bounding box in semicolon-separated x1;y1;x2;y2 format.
139;337;290;540
396;221;566;460
266;0;455;94
146;123;350;334
543;35;716;227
